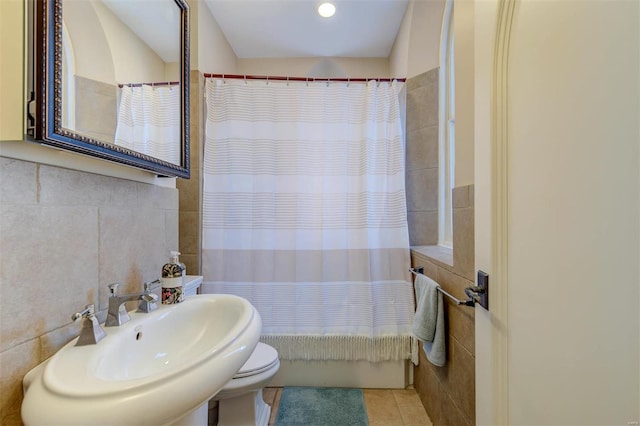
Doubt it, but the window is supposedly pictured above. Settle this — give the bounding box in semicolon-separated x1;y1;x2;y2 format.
439;0;455;248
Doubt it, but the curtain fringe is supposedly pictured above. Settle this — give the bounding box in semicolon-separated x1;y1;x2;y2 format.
259;335;420;364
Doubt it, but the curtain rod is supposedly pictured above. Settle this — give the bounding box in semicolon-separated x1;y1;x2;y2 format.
118;81;180;88
204;73;406;83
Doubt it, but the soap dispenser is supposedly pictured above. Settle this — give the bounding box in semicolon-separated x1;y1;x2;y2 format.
171;250;186;277
161;251;184;304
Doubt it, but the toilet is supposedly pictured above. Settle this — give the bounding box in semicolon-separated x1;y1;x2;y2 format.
213;342;280;426
183;276;280;426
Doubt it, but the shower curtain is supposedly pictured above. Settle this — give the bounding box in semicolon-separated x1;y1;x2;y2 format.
202;77;416;363
114;84;181;165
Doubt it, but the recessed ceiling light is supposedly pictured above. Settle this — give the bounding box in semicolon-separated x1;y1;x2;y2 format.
318;2;336;18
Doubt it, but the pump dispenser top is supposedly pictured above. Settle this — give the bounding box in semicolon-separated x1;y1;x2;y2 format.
171;251;186;277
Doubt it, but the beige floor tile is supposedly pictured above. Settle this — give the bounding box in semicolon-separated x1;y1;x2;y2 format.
268;387;283;426
262;387;430;426
363;389;404;426
392;389;433;426
263;387;278;405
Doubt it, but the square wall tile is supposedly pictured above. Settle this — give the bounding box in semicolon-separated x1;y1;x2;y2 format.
74;76;117;142
0;158;37;205
179;210;200;255
407;71;430;92
407;211;438;246
453;206;474;282
165;210;180;252
0;339;40;425
439;393;471;426
414;349;442;425
406;168;438;212
177;169;200;212
406;125;439;171
180;254;200;276
135;182;179;211
0;205;99;352
39;165;138;208
452;186;470;209
98;207;172;310
445;339;476;424
406;88;424;134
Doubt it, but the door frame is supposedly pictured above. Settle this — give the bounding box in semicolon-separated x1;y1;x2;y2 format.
474;0;516;424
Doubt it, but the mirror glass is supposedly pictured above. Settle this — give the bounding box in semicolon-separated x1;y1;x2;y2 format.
32;0;190;178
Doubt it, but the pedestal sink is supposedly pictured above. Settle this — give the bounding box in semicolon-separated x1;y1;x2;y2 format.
21;294;262;425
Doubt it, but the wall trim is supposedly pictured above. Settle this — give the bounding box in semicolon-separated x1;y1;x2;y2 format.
491;0;517;423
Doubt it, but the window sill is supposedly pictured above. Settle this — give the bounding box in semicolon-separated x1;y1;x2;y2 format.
410;245;454;271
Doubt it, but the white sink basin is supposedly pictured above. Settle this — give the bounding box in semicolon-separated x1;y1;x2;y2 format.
21;294;262;425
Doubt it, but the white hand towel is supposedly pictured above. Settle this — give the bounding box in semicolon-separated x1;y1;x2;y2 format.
411;274;446;367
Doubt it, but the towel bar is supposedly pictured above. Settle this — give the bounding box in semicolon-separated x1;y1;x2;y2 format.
409;267;476;307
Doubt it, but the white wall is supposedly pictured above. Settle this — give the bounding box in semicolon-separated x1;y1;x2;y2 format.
407;0;445;78
390;0;445;79
64;0;178;85
389;0;412;78
237;57;389;79
390;0;474;187
92;1;167;84
62;1;115;84
192;0;237;74
478;0;639;424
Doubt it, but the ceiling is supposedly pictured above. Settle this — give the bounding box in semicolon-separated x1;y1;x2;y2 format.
203;0;409;59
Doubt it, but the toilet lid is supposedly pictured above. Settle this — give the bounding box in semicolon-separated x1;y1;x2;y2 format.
233;343;279;378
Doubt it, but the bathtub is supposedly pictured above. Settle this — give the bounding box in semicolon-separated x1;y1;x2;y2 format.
200;280;414;389
270;359;411;389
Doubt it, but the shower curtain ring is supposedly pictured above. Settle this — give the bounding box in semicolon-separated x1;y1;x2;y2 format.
244;75;247;85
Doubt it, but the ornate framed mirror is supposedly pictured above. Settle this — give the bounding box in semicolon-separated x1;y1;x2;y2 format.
29;0;190;178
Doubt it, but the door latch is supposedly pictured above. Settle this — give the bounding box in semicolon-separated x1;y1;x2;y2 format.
464;271;489;310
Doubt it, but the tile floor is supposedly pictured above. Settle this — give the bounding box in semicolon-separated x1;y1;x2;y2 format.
262;386;433;426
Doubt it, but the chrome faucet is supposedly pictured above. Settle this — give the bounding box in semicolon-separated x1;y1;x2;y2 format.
72;304;106;346
105;282;159;327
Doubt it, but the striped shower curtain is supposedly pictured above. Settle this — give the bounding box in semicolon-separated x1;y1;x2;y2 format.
202;77;416;363
114;84;181;165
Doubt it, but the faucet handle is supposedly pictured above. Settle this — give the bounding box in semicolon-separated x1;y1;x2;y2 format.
143;279;161;293
138;292;159;313
72;304;106;346
108;283;121;296
71;304;96;322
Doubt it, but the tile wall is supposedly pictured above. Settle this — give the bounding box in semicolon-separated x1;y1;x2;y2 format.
0;158;179;425
405;68;439;246
411;185;476;425
177;70;205;275
74;76;117;143
405;67;475;426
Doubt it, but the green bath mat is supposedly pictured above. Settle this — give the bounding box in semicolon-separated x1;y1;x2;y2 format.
275;387;369;426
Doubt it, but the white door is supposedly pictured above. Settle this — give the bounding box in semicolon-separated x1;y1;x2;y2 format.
474;1;640;425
